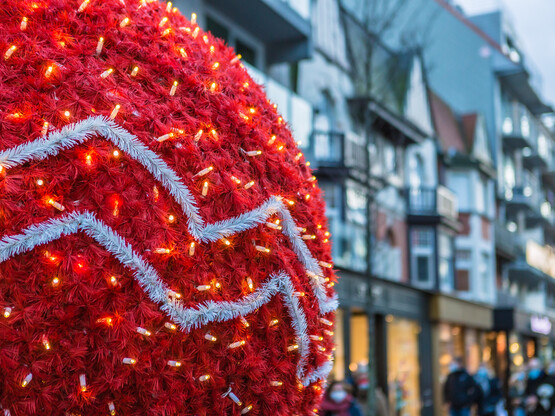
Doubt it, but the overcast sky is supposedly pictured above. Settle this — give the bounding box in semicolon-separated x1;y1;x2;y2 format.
457;0;555;108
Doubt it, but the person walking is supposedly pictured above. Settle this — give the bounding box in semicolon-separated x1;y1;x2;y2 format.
509;370;527;416
443;357;480;416
320;380;363;416
474;364;502;416
524;358;555;416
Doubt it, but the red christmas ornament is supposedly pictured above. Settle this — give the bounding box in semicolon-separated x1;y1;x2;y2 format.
0;1;337;415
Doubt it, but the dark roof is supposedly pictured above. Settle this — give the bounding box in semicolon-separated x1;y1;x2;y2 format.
461;113;478;152
428;89;466;154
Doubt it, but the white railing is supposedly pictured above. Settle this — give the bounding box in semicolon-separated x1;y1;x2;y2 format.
437;185;458;220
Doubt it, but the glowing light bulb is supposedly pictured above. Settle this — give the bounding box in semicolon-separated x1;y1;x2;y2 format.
109;275;118;286
222;238;231;246
205;333;217;342
51;277;60;287
188;242;196;256
165;322;177;331
191;12;197;24
270;381;283;387
319;261;333;269
108;401;116;415
310;335;324;341
45;65;53;78
100;68;113;79
3;307;12;318
302;234;317;240
277;145;284;151
209;82;217;92
240;316;250;327
169;80;179;96
42;336;51;350
244;181;255;190
166;2;173;12
4;45;16;60
122;357;136;365
21;373;32;388
243;81;249;89
241;405;253;414
231;176;241;185
159;16;168;27
166;214;176;224
269;318;279;327
265;221;282;231
36;178;44;186
179;47;187;58
63;110;71;119
309;176;317;182
167;360;182;367
154;248;171;254
156;132;174;142
136;327;151;336
244;150;262;157
293;291;305;297
247;277;254;291
202;181;209;196
210;45;215;53
192;26;199;39
193;166;213;178
212;61;220;70
320;318;333;326
231;54;242;64
79;373;87;392
196;285;211;291
228;340;246;349
255;245;270;253
41;121;49;136
268;135;277;145
131;66;139;77
110;104;121;120
120;17;130;28
287;344;299;352
161;27;172;37
96;36;104;55
48;198;65;211
20;17;28;31
199;374;210;382
112;149;120;158
78;0;90;12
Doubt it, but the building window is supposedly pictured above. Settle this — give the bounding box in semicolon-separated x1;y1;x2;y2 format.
206;16;229;42
410;227;435;288
438;232;454;292
409;153;424;189
480;252;490;296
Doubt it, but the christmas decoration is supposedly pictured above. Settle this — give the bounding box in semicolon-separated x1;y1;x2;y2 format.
0;0;337;415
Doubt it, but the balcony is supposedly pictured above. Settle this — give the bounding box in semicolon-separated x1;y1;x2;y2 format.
308;130;369;181
371;241;402;282
205;0;311;63
405;186;459;228
543;169;555;192
244;63;313;148
328;218;368;273
494;221;524;259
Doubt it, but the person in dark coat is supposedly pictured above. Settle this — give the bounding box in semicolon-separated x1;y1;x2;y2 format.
524;358;555;416
474;364;502;416
443;357;480;416
320;380;363;416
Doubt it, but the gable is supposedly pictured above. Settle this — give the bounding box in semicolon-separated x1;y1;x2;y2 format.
404;56;434;137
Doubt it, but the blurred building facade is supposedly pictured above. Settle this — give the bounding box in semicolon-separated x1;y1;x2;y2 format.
176;1;555;415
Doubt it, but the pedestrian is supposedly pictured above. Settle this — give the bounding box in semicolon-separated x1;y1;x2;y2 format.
443;357;480;416
320;380;363;416
474;364;502;416
524;358;555;416
509;370;527;416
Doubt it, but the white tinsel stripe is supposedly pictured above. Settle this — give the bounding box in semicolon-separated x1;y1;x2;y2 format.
0;117;337;313
301;360;334;387
0;212;322;381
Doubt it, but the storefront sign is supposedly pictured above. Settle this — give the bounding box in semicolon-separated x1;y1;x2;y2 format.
531;316;552;335
526;241;555;279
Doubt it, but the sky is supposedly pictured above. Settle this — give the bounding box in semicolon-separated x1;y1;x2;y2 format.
457;0;555;109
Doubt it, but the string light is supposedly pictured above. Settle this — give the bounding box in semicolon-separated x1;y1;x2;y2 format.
210;129;218;139
156;132;174;142
192;26;199;39
287;344;299;352
240;316;250;327
120;17;130;28
241;405;253;414
42;335;51;350
154;248;171;254
96;36;104;55
265;221;282;231
310;335;324;341
108;402;116;415
130;66;139;77
41;121;49;136
270;381;283;387
324;330;334;337
269;318;279;327
255;245;270;253
210;82;217;92
122;358;136;365
222;387;243;406
243;149;262;157
196;285;211;291
202;181;209;196
188;242;195;256
319;261;333;268
318;346;327;352
293;291;305;297
268;135;276;145
110;104;121;120
193;166;213;178
79;373;87;392
21;373;33;388
244;181;255;190
295;152;303;161
194;129;203;141
191;12;197;25
179;47;187;58
230;176;241;185
136;327;151;336
36;178;44;186
110;275;118;286
45;65;54;78
167;360;182;367
20;17;28;31
161;28;172;37
222;238;231;246
302;234;316;240
51;277;60;287
78;0;90;12
48;198;65;211
246;277;254;291
3;307;12;318
199;374;210;382
227;340;246;349
159;16;168;27
112;149;120;157
210;45;215;53
4;45;16;60
165;322;177;331
166;2;173;12
202;35;209;44
320;318;333;326
100;68;113;78
243;81;249;89
167;214;175;223
230;54;242;64
96;317;113;326
204;333;217;342
169;80;178;96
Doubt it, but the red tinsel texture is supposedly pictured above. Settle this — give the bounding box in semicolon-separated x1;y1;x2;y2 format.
0;1;336;415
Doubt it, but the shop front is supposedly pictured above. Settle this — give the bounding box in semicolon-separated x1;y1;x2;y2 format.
430;295;494;416
373;279;433;416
